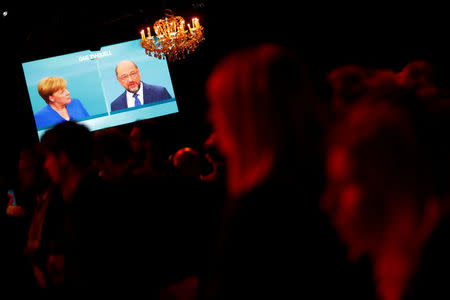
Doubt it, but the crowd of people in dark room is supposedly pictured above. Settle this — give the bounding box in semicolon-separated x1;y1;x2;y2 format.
1;43;450;300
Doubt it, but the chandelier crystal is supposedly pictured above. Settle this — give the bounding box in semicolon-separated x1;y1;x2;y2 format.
140;11;205;62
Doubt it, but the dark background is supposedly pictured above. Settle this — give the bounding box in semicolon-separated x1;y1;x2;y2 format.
0;2;448;182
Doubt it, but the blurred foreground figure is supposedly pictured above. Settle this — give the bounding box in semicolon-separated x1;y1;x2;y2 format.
202;44;366;299
396;60;438;102
207;44;325;199
322;100;450;300
327;64;370;118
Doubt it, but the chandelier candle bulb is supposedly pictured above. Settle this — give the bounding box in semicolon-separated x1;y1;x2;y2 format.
193;18;200;29
180;20;185;32
141;30;145;41
147;27;152;38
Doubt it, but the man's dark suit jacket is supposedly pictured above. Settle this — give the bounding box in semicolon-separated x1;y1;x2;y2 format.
110;82;172;112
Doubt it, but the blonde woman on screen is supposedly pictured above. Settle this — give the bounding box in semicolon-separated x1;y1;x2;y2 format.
34;76;89;129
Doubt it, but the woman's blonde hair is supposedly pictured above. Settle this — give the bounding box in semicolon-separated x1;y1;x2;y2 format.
37;77;67;104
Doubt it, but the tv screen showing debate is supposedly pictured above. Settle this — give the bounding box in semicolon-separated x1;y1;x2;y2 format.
22;39;178;138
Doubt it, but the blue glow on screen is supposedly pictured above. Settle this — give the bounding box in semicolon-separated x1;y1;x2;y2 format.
22;39;178;138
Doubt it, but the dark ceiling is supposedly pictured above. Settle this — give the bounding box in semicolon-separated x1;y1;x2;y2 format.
2;4;448;71
0;3;449;176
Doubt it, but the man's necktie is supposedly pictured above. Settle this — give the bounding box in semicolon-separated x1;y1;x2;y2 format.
133;94;141;106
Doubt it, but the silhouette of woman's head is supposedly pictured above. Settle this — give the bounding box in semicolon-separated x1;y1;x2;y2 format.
207;43;323;196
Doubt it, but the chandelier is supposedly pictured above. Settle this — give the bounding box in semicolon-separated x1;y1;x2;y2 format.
140;11;205;62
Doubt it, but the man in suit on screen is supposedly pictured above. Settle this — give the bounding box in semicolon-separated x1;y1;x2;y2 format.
110;60;172;112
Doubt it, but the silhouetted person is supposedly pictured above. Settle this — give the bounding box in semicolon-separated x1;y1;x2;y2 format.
129;119;173;177
119;120;210;297
172;147;202;179
40;121;119;294
93;127;135;183
17;146;48;223
322;100;445;300
19;145;63;291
